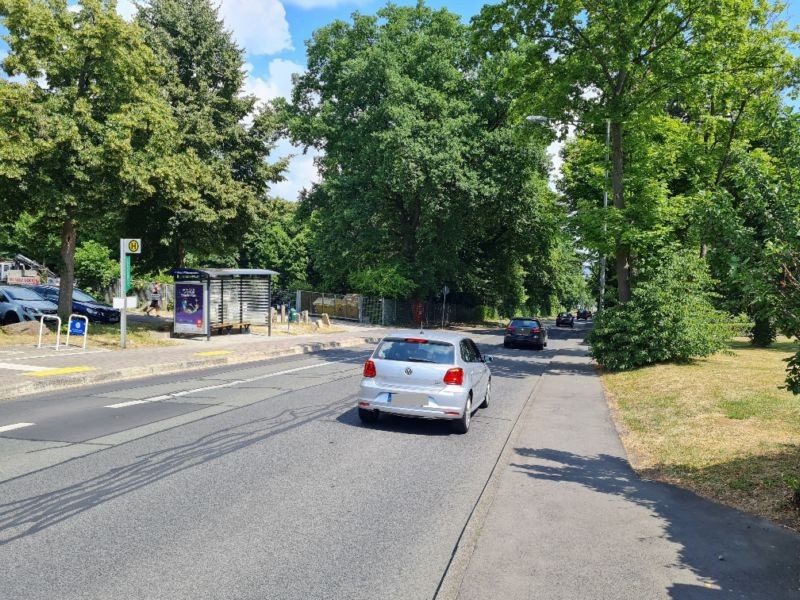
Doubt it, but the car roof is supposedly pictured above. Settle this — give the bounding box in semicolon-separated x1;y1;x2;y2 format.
510;316;541;321
381;329;474;344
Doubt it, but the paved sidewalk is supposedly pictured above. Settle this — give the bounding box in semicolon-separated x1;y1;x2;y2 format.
0;325;384;401
448;343;800;599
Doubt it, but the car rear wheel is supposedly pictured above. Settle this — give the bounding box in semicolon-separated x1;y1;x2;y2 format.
452;394;472;434
358;407;379;424
503;340;511;349
2;312;20;325
479;379;490;409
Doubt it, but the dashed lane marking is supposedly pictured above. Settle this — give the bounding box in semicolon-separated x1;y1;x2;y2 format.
0;422;35;433
105;356;367;409
23;366;96;377
0;362;50;372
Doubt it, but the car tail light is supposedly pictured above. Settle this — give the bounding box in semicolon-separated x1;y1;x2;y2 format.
443;367;464;385
363;360;376;378
404;338;428;343
506;326;515;333
531;327;541;333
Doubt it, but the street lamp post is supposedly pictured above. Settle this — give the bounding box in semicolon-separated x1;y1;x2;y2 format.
526;115;611;311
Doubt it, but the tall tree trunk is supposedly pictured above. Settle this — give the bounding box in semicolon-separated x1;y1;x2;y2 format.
610;121;630;303
58;219;77;322
176;239;186;268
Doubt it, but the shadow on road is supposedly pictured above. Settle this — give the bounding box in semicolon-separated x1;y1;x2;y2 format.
511;447;800;600
336;406;457;437
0;393;355;546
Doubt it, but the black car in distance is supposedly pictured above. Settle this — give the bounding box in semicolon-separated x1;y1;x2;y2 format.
556;312;575;327
504;317;548;350
577;309;593;320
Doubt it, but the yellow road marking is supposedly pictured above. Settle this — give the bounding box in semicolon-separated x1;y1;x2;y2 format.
194;350;233;357
24;366;96;377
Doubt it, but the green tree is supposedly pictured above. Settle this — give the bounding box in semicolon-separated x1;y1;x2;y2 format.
238;199;310;288
474;0;797;305
74;240;118;295
284;3;553;310
132;0;287;269
0;0;177;320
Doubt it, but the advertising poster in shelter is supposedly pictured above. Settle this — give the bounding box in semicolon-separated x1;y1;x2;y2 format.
175;282;207;334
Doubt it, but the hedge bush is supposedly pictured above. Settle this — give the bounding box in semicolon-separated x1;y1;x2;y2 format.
589;251;730;371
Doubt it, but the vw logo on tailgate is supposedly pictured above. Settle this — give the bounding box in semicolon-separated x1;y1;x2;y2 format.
404;367;413;376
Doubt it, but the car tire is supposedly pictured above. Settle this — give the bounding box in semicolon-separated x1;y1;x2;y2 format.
503;340;511;349
452;394;472;434
536;343;544;351
358;407;379;424
479;378;491;409
2;312;20;325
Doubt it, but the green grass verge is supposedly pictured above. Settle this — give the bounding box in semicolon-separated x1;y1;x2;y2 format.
603;337;800;530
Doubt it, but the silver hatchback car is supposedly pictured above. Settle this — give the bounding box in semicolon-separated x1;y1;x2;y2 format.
357;331;493;433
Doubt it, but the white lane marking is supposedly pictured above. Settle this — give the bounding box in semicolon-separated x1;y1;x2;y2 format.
4;349;110;361
0;422;35;433
0;362;50;372
105;356;367;409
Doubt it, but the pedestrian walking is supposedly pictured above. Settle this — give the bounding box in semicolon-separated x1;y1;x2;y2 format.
144;282;161;317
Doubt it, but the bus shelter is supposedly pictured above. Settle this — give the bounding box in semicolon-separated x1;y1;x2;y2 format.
171;268;279;340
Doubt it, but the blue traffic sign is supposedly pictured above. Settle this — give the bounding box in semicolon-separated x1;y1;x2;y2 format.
69;319;86;336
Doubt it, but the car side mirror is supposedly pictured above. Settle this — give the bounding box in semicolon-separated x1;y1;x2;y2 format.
484;355;494;363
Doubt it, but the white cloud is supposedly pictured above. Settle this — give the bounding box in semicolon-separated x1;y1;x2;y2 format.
244;59;303;105
218;0;292;56
271;140;321;202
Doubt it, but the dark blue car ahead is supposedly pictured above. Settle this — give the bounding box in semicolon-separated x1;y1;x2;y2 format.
28;285;120;324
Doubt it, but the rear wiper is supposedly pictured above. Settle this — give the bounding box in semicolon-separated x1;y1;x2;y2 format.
406;358;434;363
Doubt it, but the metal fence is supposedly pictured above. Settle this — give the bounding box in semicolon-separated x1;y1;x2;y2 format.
298;290;481;327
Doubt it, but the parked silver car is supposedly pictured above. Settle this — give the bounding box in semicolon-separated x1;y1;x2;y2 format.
0;285;58;325
357;331;493;433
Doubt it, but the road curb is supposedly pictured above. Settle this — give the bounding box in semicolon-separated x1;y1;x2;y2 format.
433;350;553;600
1;336;380;401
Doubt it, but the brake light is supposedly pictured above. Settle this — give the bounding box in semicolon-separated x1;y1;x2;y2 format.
506;326;515;333
531;327;541;333
404;338;428;343
363;360;376;378
443;367;464;385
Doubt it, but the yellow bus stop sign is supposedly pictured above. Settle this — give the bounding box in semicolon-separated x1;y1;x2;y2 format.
125;239;141;254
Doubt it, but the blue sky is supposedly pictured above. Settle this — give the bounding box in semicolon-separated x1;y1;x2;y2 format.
2;0;800;200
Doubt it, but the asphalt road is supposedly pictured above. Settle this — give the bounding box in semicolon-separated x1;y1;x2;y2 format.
0;323;582;600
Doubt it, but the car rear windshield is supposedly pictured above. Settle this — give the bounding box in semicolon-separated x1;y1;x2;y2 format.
4;287;45;301
375;338;455;364
510;319;540;328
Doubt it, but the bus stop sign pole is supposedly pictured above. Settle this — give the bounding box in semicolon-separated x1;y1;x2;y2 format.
119;238;141;348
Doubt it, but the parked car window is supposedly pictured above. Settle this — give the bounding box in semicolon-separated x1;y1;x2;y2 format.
376;338;455;364
0;293;7;302
467;339;483;362
510;319;540;329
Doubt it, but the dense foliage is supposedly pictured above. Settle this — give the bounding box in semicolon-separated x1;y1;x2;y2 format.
281;4;576;313
589;252;729;371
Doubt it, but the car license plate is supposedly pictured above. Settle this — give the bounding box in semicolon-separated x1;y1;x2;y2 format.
389;392;427;408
